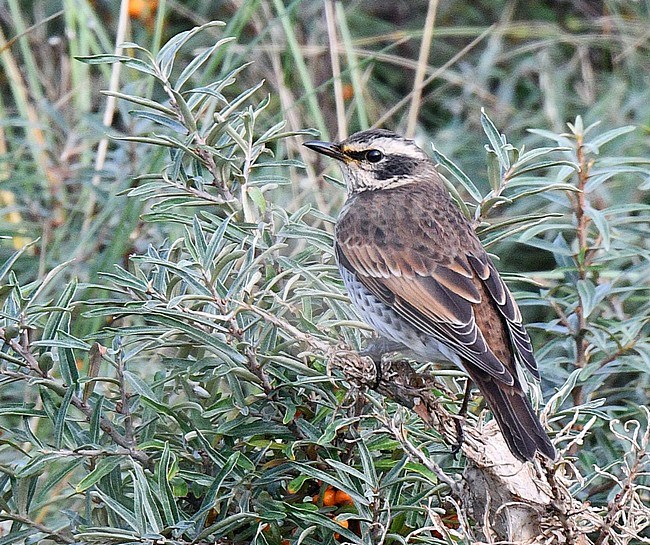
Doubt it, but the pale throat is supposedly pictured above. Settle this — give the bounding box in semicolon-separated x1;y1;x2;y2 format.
341;167;418;195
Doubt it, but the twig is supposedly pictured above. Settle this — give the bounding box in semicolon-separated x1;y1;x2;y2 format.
193;132;234;201
405;0;439;137
383;410;459;492
0;327;149;465
204;276;273;394
114;344;134;445
570;133;594;408
324;0;347;140
0;513;74;544
161;176;231;205
594;412;650;545
158;72;234;200
544;459;581;545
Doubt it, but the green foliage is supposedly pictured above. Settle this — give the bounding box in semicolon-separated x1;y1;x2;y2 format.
0;3;648;544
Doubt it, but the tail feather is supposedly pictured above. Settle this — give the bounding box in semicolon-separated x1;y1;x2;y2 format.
470;372;556;462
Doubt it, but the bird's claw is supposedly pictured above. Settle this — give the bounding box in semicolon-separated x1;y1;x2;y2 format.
361;338;405;389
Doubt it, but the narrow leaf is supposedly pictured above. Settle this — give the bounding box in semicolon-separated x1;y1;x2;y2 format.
175;37;235;90
129;110;188;134
76;457;124;493
53;386;74;449
481;108;510;170
588;126;635;151
430;145;483;203
101;90;176;116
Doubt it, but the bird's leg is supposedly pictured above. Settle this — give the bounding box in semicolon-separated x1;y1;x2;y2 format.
361;337;405;360
451;378;472;458
360;337;405;388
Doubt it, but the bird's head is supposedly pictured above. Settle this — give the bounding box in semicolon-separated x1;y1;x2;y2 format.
304;129;435;194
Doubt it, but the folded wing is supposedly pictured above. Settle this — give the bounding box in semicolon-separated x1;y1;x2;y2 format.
336;238;538;383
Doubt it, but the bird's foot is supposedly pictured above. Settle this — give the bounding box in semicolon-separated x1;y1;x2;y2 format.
360;338;405;388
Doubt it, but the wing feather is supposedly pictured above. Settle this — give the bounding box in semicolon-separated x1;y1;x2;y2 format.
431;266;481;304
337;233;538;383
342;248;514;384
466;253;539;377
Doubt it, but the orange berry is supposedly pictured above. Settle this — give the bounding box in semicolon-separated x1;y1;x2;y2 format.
334;489;353;506
333;517;349;539
322;486;337;507
342;83;354;101
128;0;158;20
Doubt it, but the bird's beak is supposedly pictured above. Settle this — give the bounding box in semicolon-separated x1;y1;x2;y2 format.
303;140;347;162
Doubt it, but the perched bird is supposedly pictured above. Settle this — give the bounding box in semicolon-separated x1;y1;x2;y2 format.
304;129;555;462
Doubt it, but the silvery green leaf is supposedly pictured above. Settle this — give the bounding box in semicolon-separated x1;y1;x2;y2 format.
527;128;574;147
586;125;635;152
584;204;611;251
431;145;483;203
101;90;176;116
175;37;235;91
486;148;501;191
129;110;187;133
156;21;226;80
481;108;510;170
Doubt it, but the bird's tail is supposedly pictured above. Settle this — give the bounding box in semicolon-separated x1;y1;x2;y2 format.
469;372;556;462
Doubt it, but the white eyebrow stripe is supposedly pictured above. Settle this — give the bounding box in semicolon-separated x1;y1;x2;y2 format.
343;137;428;160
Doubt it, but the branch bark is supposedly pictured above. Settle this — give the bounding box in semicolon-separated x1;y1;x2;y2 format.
327;349;596;544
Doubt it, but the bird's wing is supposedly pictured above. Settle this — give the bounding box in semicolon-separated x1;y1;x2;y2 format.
336;239;538;384
465;252;539;377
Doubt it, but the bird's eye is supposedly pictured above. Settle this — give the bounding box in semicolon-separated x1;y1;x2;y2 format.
365;149;384;163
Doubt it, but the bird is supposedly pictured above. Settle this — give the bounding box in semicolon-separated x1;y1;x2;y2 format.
303;128;556;462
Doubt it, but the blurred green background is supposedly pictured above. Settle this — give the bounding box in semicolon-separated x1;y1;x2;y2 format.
1;0;648;284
